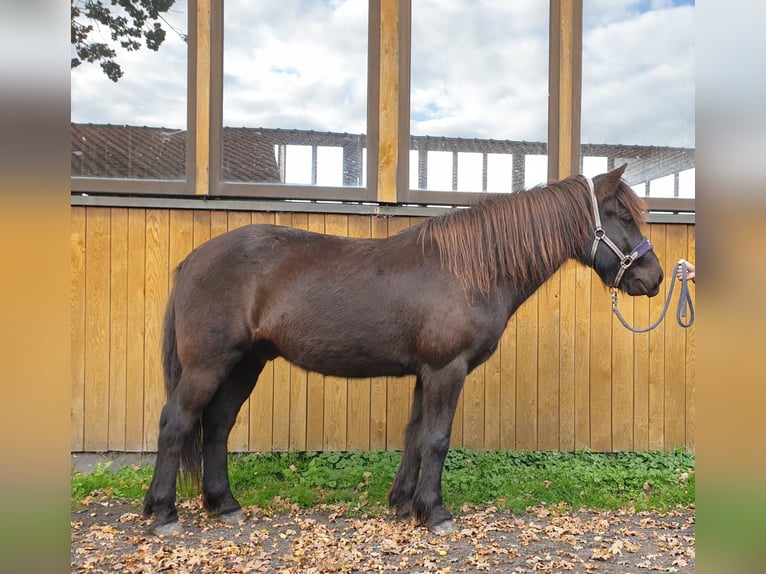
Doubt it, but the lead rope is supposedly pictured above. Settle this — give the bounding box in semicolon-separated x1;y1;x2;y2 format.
611;260;695;333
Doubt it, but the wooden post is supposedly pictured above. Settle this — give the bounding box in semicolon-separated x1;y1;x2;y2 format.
377;0;409;203
548;0;583;181
195;0;211;195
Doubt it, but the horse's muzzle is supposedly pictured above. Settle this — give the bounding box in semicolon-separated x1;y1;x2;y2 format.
625;273;663;297
646;283;661;298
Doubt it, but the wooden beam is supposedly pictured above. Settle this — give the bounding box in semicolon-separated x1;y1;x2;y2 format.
195;0;211;195
548;0;583;181
377;0;403;203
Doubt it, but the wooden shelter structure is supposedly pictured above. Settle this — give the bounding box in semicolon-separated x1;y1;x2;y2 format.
71;1;694;455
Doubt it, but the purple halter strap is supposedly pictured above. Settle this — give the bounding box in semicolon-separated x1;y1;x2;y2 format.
584;176;654;289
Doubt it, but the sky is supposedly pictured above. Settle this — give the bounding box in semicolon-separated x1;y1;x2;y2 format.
70;0;694;193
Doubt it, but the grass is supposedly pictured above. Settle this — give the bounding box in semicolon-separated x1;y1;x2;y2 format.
71;448;694;515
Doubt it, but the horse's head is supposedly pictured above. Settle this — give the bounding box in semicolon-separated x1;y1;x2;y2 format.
584;164;663;297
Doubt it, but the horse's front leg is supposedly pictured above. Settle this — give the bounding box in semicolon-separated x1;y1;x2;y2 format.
388;376;424;519
411;361;467;534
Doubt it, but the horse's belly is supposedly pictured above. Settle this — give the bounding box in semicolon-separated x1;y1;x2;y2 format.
262;315;416;378
253;277;473;377
292;355;411;378
277;336;414;378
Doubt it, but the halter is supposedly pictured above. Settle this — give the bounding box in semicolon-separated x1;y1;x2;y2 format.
583;177;693;333
584;176;654;289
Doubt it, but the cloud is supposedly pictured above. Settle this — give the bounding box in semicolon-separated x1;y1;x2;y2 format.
221;0;368;132
409;0;549;140
581;2;694;146
70;0;694;149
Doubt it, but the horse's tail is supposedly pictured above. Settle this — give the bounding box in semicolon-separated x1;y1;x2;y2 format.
162;263;202;489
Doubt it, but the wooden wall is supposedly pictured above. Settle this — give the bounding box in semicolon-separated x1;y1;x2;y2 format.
70;206;695;453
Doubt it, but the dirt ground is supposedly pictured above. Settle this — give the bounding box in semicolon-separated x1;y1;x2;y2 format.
71;497;694;573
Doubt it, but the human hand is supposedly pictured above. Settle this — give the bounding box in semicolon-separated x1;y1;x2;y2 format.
676;259;695;282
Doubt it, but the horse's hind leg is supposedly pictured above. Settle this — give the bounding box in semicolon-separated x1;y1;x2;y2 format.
388;376;424;520
143;366;225;534
201;355;263;522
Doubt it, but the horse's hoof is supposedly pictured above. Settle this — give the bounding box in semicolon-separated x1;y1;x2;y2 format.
153;521;183;536
219;509;246;525
429;519;455;535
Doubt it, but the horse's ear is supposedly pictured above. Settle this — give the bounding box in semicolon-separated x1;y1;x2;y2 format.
601;163;628;192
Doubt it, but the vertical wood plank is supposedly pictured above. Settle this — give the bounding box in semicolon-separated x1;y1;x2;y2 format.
168;210;193;270
450;385;464;448
684;321;695;450
271;213;293;451
289;364;309;451
166;210;194;445
573;262;591;450
288;213;310;451
369;216;389;450
590;273;612;452
515;291;539;450
227;211;253;451
227;210;252;231
210;210;228;238
143;209;170;451
323;214;350;450
685;228;696;450
305;213;326;451
664;224;687;449
346;215;372;450
83;207;111;451
632;318;650;450
272;357;292;452
250;362;274;452
462;365;485;450
193;210;211;248
462;236;485;444
125;209;146;451
647;225;667;450
108;209;129;451
633;225;652;450
346;379;370;450
538;273;560;450
385;217;414;450
499;314;517;450
483;346;501;451
212;211;238;443
167;209;194;445
324;373;348;451
249;211;276;451
611;274;634;452
558;261;577;452
70;207;86;451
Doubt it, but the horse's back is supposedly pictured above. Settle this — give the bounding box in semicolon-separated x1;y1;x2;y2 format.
176;223;348;280
170;223;422;348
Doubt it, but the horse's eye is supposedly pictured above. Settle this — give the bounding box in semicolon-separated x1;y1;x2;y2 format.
619;214;633;226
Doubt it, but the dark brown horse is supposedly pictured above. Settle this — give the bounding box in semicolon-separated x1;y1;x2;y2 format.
143;164;663;535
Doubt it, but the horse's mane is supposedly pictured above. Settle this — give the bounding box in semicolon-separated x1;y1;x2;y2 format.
418;176;647;296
